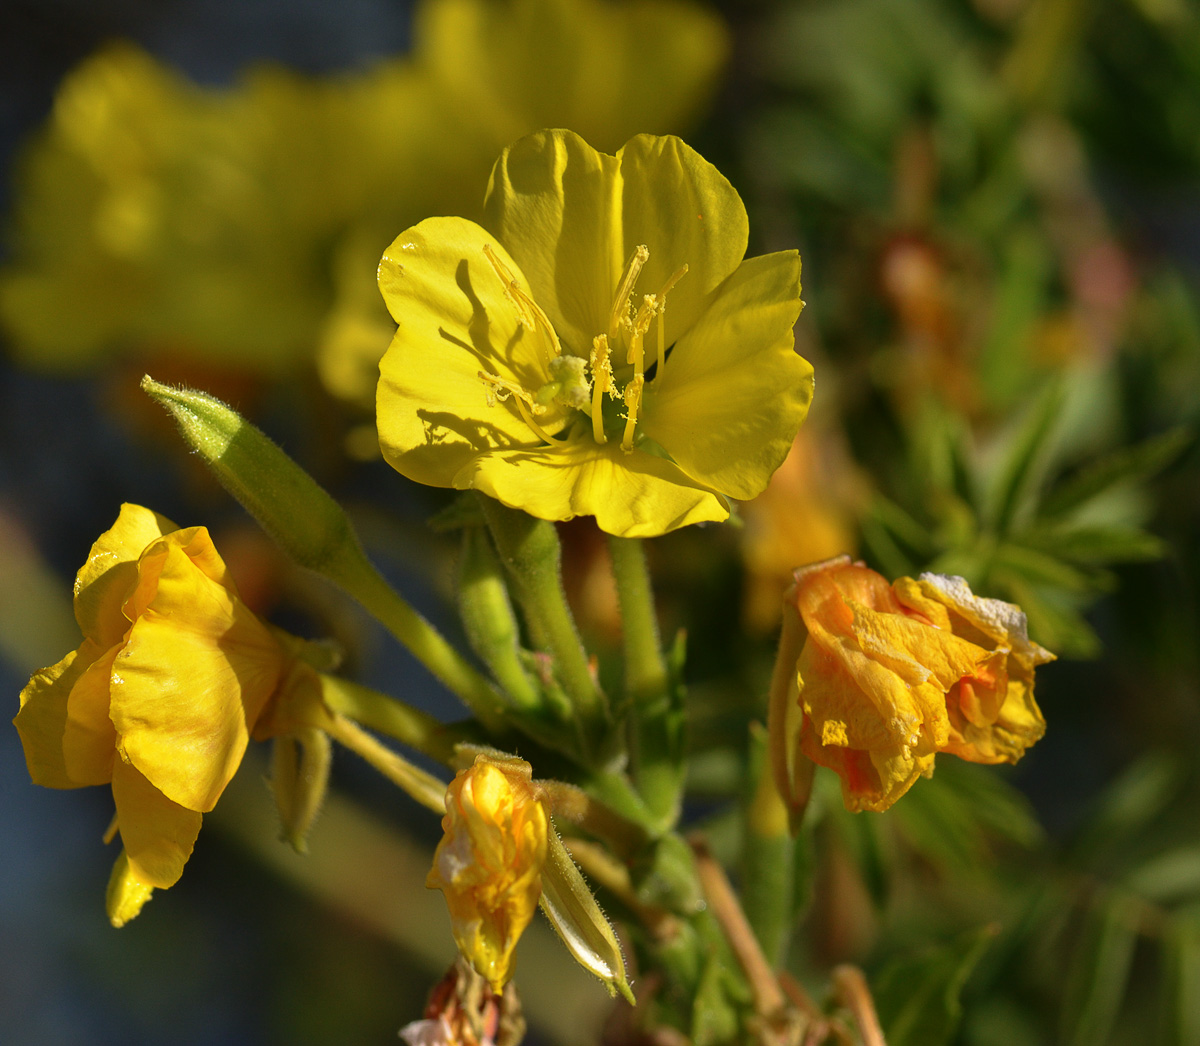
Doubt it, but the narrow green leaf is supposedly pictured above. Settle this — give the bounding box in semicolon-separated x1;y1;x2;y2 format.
1059;892;1140;1046
1125;846;1200;904
1023;524;1168;565
982;378;1066;534
1041;427;1192;520
874;924;998;1046
1072;754;1182;865
1160;905;1200;1046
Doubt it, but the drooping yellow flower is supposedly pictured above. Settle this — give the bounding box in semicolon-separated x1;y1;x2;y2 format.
773;557;1053;813
13;503;319;924
427;755;550;991
377;129;814;537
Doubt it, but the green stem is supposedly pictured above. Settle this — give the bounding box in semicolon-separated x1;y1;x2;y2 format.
609;535;681;830
327;541;508;730
742;723;795;967
317;673;467;765
477;496;607;730
608;536;668;699
324;713;447;814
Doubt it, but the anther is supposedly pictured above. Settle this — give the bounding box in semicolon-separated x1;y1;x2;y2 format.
482;244;563;363
608;245;650;340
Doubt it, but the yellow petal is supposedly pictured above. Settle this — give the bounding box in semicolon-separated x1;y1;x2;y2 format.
73;503;176;647
106;849;155;927
916;573;1055;670
484;130;747;356
110;533;285;811
465;439;728;538
14;645;90;788
61;640;120;786
110;756;202;889
377;215;567;488
641;251;810;499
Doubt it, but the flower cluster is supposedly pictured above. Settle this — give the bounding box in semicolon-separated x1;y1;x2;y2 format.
772;556;1054;813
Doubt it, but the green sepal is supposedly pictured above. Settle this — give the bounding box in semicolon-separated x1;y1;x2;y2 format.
538;824;634;1003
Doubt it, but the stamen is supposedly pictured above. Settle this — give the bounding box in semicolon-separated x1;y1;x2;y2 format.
608;245;650;340
621;375;644;453
479;370;569;445
512;395;570;446
103;813;119;845
482;244;563;362
651;264;687;380
589;335;611;444
478;370;546;414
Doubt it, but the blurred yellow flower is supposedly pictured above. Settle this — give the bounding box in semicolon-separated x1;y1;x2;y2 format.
739;425;865;633
2;0;728;385
13;503;319;925
774;557;1053;813
377;129;813;537
428;755;550;991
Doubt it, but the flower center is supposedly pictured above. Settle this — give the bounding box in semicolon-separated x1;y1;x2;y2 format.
480;244;686;453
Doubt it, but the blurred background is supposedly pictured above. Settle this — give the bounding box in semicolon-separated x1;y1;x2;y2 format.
1;0;1198;1043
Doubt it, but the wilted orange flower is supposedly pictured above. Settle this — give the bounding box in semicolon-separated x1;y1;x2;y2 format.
771;556;1053;814
428;755;550;991
13;503;320;924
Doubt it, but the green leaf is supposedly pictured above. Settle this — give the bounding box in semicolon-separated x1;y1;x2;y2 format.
1023;524;1168;565
874;924;998;1046
981;378;1066;534
1073;753;1183;865
1059;892;1140;1046
1040;427;1193;520
1125;846;1200;904
1160;905;1200;1046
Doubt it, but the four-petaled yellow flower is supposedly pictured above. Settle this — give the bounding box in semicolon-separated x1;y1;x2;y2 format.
428;755;550;991
775;557;1054;814
13;503;318;925
376;129;813;537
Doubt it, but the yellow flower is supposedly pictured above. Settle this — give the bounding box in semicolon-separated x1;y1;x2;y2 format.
427;755;550;991
13;503;316;924
377;129;813;537
777;557;1053;813
0;44;347;374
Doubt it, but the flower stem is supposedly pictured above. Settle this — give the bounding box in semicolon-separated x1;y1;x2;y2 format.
324;712;447;814
476;496;608;735
318;673;465;765
690;834;787;1019
742;723;795;967
608;535;681;831
329;542;508;730
767;600;815;831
